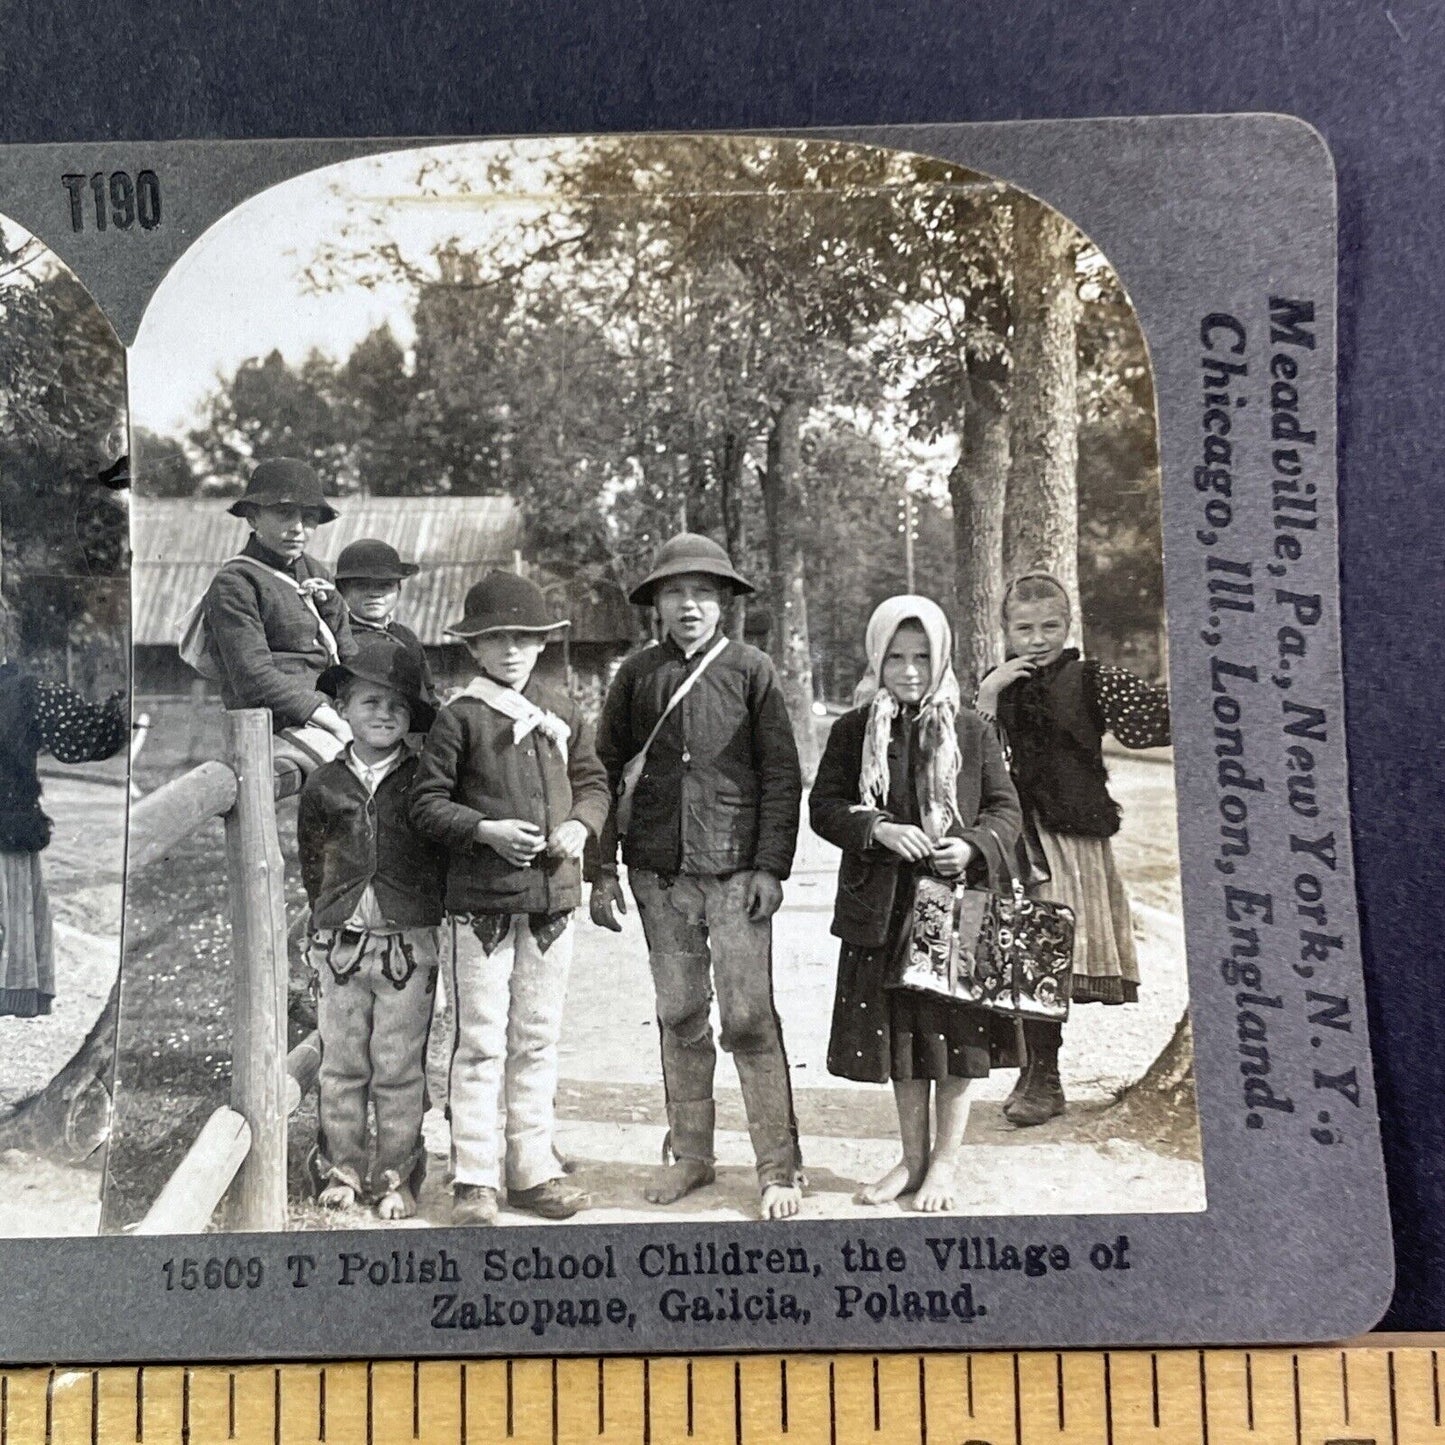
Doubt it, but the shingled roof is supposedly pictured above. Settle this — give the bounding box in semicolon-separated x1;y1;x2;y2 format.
131;496;634;647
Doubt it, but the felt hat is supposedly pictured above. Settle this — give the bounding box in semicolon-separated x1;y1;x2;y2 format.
444;571;568;639
628;532;755;606
227;458;339;524
334;539;420;582
319;632;435;732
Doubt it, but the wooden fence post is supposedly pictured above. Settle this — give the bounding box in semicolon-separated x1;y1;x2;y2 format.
222;710;289;1231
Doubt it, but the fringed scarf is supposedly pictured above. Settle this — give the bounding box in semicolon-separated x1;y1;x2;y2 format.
852;596;962;841
457;674;571;762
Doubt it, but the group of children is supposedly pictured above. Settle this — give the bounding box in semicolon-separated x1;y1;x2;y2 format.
198;457;1170;1225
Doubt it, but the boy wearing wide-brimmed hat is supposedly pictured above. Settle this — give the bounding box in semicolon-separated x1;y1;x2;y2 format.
298;631;447;1221
411;572;610;1225
333;539;435;705
591;533;805;1221
201;457;356;769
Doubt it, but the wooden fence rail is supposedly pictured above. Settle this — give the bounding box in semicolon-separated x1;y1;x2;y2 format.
125;710;307;1235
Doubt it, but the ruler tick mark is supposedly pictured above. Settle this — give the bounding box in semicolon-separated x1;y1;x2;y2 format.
687;1359;694;1437
319;1365;327;1442
137;1366;145;1444
643;1359;651;1445
1245;1352;1254;1430
1197;1351;1209;1445
597;1359;605;1437
90;1371;98;1445
1433;1349;1440;1426
1104;1353;1114;1445
506;1360;514;1438
780;1359;789;1433
366;1361;374;1445
412;1361;419;1439
872;1357;880;1432
828;1363;837;1445
181;1368;191;1445
1291;1354;1301;1445
966;1355;974;1417
734;1360;742;1445
459;1364;467;1445
273;1369;281;1445
1150;1353;1160;1430
1389;1350;1400;1445
2;1374;8;1445
917;1357;927;1445
551;1359;559;1445
228;1372;236;1440
1056;1354;1065;1431
1341;1349;1350;1422
44;1369;53;1445
1012;1353;1022;1445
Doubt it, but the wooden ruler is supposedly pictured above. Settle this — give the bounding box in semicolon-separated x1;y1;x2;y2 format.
2;1342;1440;1444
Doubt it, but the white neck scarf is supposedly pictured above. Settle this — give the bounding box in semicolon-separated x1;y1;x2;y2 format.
852;596;963;841
459;674;570;762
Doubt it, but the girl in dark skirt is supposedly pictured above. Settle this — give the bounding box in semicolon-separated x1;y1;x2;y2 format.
810;596;1021;1211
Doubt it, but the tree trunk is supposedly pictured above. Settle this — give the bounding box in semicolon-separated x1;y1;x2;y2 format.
951;368;1011;694
759;396;820;780
0;981;116;1161
1005;197;1081;607
719;430;749;641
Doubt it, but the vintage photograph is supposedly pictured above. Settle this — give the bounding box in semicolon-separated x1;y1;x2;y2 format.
0;216;131;1236
111;134;1201;1234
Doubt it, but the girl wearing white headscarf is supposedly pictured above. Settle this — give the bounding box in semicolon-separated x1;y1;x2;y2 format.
810;596;1021;1213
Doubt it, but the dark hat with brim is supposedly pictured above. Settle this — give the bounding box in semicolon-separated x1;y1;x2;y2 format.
629;532;755;606
334;538;420;582
319;632;435;732
445;570;569;639
228;458;340;525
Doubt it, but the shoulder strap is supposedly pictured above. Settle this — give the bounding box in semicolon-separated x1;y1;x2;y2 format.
637;634;729;756
224;556;340;667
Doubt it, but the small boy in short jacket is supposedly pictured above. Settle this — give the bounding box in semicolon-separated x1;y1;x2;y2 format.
410;573;610;1226
333;538;436;706
202;457;356;770
297;633;446;1220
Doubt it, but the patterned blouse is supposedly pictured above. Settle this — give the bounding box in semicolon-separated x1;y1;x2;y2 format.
1088;662;1171;749
33;682;129;763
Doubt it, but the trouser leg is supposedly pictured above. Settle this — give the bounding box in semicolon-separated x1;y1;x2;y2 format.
314;933;374;1191
368;929;440;1192
631;870;717;1164
705;873;799;1190
447;916;513;1189
503;915;574;1192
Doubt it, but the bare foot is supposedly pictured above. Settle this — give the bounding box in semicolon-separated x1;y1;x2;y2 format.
318;1182;357;1210
911;1161;958;1213
644;1158;715;1204
376;1185;416;1220
760;1183;802;1220
855;1160;925;1206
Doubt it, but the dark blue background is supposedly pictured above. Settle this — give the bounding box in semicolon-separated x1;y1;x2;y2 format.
3;0;1441;1332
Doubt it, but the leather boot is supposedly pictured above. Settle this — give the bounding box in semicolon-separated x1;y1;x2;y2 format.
1004;1020;1066;1127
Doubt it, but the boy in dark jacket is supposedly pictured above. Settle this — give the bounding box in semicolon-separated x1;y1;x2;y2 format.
202;458;356;771
590;533;805;1220
411;573;610;1225
297;633;445;1220
333;539;436;706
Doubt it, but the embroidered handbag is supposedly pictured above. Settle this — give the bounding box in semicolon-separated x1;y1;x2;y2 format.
889;872;1076;1022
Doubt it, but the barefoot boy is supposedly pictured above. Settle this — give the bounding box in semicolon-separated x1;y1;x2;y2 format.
298;632;446;1219
411;572;610;1225
591;533;805;1221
